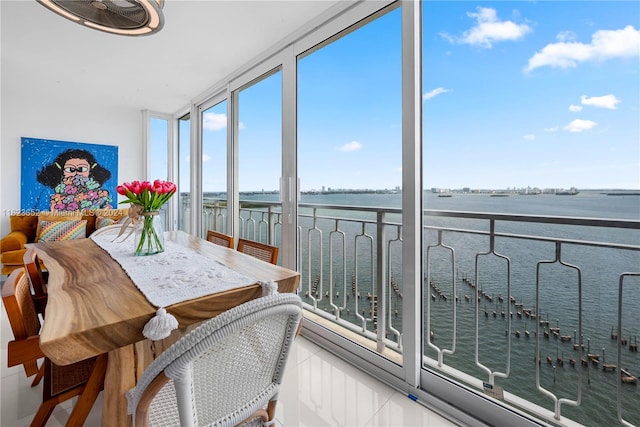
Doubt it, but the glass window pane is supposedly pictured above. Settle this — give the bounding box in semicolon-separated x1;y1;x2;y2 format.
421;2;640;425
202;101;228;238
298;7;403;363
178;114;191;232
237;70;282;256
149;117;168;181
149;117;169;228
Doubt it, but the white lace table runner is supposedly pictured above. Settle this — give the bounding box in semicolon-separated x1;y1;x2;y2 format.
90;230;257;308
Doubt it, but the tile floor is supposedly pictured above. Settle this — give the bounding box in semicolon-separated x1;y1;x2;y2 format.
1;301;459;427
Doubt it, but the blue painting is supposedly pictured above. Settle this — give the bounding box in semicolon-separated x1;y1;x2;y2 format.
21;137;118;212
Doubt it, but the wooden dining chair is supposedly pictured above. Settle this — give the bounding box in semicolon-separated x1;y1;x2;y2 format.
127;293;303;427
2;267;107;427
23;249;48;316
206;229;235;249
236;238;279;264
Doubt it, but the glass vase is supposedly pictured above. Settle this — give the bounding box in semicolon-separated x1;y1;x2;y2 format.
134;211;164;255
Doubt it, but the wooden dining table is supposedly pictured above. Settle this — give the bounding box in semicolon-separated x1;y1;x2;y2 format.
28;230;300;426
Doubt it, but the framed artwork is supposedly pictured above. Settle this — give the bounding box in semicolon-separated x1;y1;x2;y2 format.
21;137;118;212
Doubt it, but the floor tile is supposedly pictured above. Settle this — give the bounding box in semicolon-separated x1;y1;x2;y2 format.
1;371;44;427
277;344;396;426
1;302;459;427
366;391;457;427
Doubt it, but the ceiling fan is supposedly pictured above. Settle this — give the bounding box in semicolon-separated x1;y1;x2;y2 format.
37;0;164;36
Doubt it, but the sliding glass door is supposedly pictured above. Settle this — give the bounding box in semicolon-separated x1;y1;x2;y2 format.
297;5;405;365
420;2;640;426
236;69;283;258
200;99;228;238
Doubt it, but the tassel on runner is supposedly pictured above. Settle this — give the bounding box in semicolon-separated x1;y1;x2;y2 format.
261;280;279;296
143;307;179;340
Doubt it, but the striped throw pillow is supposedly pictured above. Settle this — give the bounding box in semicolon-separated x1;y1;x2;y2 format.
37;220;87;242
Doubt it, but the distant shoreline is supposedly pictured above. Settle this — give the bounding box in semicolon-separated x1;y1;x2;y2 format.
194;188;640;197
604;192;640;196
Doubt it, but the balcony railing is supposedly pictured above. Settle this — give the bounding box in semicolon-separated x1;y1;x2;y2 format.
186;197;640;426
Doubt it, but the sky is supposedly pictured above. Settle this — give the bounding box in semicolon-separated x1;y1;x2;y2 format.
423;1;639;190
169;1;639;193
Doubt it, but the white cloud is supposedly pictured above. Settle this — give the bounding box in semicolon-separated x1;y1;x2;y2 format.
564;119;597;133
569;104;583;112
202;112;227;131
544;126;559;132
525;25;640;72
339;141;363;152
556;31;577;43
442;7;531;48
523;134;535;141
423;87;450;101
202;154;211;163
581;94;621;109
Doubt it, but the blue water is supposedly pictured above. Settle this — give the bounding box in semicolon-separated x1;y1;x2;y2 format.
241;190;640;426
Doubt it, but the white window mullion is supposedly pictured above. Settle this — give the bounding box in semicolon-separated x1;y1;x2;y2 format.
192;104;203;236
401;0;422;389
229;85;239;241
281;44;298;271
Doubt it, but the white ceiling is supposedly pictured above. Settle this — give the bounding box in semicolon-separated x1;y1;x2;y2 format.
1;0;342;114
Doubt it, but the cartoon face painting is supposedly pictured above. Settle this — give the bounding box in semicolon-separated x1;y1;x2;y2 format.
62;158;92;179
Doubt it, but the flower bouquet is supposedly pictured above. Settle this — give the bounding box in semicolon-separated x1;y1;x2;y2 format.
116;180;176;255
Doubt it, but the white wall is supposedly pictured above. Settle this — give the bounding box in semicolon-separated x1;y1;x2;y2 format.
0;96;144;236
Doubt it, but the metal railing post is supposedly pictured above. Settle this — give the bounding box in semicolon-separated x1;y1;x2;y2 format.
376;211;387;352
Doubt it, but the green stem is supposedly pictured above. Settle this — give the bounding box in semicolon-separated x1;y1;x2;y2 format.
135;213;164;255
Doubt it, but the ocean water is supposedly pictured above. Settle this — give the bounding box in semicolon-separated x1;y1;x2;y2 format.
241;190;640;426
423;192;639;426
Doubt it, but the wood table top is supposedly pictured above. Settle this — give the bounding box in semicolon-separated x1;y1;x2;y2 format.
30;231;300;365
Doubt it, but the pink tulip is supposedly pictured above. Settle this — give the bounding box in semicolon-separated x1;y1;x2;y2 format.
152;180;165;194
160;181;175;194
125;180;142;195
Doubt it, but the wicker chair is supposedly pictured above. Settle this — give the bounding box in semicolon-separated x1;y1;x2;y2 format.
236;238;279;265
23;249;48;317
206;230;235;249
126;293;303;427
2;268;107;427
